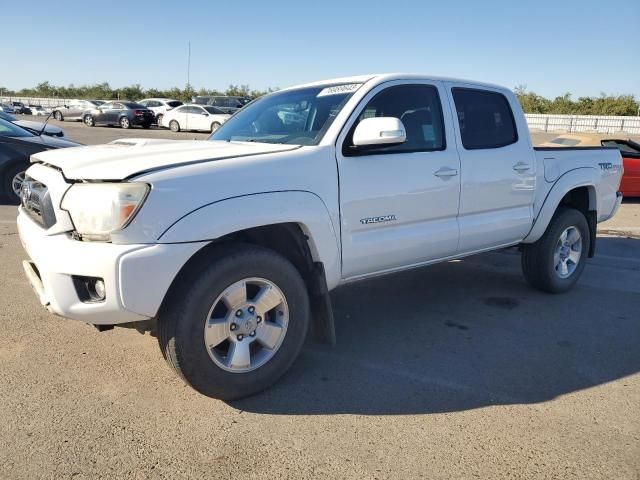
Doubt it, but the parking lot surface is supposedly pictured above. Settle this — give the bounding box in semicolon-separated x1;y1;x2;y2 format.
0;125;639;479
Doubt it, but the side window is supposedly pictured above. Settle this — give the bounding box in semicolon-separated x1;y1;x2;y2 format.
113;103;125;110
344;84;446;156
452;88;517;150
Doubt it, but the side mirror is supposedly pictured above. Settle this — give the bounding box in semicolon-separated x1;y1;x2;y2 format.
352;117;406;147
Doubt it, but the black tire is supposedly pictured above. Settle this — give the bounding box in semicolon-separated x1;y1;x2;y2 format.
53;111;63;121
169;120;180;132
210;121;221;133
119;116;131;129
3;163;27;205
521;207;590;294
157;244;310;400
155;114;163;127
83;115;95;127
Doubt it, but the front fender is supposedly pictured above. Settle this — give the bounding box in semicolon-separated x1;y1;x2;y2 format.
523;168;598;244
158;191;342;289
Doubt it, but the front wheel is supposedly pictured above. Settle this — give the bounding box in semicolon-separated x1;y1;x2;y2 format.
119;117;130;129
53;111;63;121
521;207;590;293
3;163;27;205
210;121;221;133
157;245;310;400
83;115;95;127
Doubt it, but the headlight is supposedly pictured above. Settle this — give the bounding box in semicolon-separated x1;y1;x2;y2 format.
61;183;149;241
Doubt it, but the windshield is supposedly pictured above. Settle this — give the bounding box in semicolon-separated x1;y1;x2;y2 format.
0;111;17;121
0;118;34;138
209;83;362;145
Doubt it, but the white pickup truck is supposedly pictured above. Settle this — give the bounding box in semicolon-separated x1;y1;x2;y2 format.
17;74;623;399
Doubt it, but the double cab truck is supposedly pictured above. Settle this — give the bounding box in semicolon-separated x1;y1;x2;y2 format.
17;74;623;399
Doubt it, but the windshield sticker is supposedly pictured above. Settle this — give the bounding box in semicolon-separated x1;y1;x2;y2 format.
317;83;362;97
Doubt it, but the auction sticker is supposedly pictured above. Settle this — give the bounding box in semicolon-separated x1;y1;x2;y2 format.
317;83;362;97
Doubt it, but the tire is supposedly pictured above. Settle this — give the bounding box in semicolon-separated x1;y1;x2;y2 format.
521;207;590;294
119;117;130;129
169;120;180;132
156;114;163;127
53;111;63;121
157;244;310;400
83;115;95;127
3;163;27;205
210;121;221;133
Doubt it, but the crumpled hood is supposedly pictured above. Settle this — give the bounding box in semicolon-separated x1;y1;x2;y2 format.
30;138;300;180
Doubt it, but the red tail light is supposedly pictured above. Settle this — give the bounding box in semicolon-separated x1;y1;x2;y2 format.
134;110;145;116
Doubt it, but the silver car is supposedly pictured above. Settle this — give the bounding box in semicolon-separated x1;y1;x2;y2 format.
52;100;103;121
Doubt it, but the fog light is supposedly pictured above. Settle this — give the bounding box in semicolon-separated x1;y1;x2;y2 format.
72;275;106;303
94;279;106;300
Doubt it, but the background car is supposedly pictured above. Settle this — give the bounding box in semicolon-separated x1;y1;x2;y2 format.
0;103;16;114
29;105;49;116
82;101;154;129
52;100;104;121
137;98;183;126
161;104;230;133
0;111;65;137
542;133;640;197
0;118;81;203
11;102;27;114
192;95;251;114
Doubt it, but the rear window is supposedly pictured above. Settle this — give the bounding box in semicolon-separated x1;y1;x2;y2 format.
452;88;518;150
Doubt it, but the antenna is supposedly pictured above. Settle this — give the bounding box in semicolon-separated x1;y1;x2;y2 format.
187;41;191;88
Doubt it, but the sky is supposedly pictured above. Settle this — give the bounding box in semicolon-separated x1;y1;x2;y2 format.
3;0;639;98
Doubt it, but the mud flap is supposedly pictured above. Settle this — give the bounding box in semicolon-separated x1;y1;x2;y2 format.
308;263;336;346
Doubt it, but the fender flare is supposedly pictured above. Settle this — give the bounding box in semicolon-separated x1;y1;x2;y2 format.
158;191;342;289
523;167;598;244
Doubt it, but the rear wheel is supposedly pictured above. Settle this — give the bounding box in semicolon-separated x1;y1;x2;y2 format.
169;120;180;132
53;111;63;121
210;121;221;133
119;117;130;129
157;244;310;400
156;114;163;127
83;115;95;127
521;207;590;293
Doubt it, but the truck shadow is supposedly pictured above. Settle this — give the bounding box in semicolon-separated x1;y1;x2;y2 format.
232;237;640;415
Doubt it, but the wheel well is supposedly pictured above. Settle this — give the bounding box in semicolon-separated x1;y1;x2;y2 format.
560;186;597;257
161;223;336;343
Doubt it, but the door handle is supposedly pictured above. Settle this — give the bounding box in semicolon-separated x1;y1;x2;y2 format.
434;167;459;178
513;162;531;172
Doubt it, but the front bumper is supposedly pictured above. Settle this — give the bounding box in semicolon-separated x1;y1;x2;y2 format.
18;209;204;325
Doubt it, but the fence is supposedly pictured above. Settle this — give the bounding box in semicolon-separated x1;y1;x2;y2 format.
525;114;640;135
0;95;74;108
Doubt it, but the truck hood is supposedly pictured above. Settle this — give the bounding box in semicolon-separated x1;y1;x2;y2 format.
30;138;300;180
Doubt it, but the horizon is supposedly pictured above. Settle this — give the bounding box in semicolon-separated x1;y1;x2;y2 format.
2;0;639;98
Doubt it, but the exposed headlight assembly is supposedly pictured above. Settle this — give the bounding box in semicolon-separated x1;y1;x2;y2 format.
61;183;149;241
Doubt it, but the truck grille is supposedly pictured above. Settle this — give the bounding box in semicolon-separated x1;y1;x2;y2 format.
20;176;57;229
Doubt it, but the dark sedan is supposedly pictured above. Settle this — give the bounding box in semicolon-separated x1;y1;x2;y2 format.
82;101;154;129
0;119;82;204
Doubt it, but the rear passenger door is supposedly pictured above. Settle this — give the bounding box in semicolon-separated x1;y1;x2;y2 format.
337;81;461;279
446;83;536;253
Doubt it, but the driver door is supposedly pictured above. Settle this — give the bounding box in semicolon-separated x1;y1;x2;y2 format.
336;81;461;279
